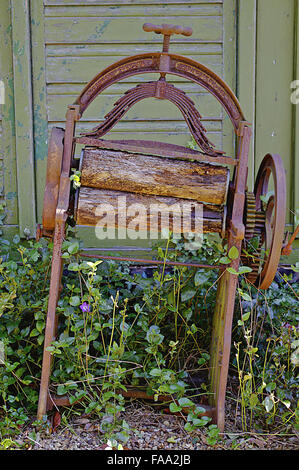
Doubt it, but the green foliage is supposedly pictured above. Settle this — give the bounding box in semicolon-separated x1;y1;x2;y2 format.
0;219;298;445
233;274;299;431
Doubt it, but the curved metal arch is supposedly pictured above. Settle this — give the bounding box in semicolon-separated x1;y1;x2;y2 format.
74;52;245;132
82;80;224;157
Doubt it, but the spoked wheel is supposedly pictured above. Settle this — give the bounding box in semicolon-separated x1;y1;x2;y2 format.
242;153;286;289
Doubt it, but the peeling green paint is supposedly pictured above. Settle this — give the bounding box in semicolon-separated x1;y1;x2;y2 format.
89;19;111;41
30;0;49;222
33;104;48;160
13;39;24;75
11;0;36;235
0;0;18;225
6;191;17;200
6;78;16;137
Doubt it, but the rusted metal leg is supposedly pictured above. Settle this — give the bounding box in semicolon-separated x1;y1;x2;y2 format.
209;267;238;432
37;221;65;420
209;123;251;431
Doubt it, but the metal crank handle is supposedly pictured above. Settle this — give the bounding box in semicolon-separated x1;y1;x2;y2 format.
143;22;193;37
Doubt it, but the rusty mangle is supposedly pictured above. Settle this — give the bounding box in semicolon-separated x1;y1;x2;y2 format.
36;23;290;431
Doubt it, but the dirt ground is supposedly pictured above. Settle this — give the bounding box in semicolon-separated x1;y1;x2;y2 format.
14;392;299;451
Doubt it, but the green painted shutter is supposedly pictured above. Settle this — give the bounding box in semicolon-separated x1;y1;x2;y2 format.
1;0;298;254
32;0;237;231
0;1;18;237
238;0;299;223
238;0;299;260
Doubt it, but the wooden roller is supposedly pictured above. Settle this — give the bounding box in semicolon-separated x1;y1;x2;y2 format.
75;187;226;235
79;148;230;206
75;147;229;236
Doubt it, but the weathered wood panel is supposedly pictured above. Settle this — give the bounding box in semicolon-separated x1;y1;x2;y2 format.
80;148;229;205
33;0;233;230
31;0;49;222
44;3;223;17
1;0;297;256
237;0;256;188
44;0;223;4
294;1;299;225
44;17;223;44
0;0;18;229
52;122;223;151
47;89;222;122
76;187;224;234
43;2;226;130
237;0;299;257
255;0;294;226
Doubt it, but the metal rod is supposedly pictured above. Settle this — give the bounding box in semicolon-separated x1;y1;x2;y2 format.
282;224;299;256
79;252;221;269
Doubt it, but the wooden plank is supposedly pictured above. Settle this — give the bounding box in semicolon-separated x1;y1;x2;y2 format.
45;42;222;57
72;119;222;131
44;0;223;6
30;0;49;225
294;0;299;231
0;0;18;225
255;0;294;227
237;0;256;189
47;92;222;122
80;148;229;205
44;3;223;17
68;121;223;149
45;55;223;84
81;132;222;152
222;0;236;156
46;82;221;95
76;187;224;234
44;16;223;44
11;0;36;237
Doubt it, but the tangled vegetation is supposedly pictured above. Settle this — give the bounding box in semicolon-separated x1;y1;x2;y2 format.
0;215;298;449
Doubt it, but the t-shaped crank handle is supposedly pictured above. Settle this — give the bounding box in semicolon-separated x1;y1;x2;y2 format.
143;23;193;53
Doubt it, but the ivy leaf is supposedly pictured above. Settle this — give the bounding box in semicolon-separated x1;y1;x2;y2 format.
37;335;44;345
194;271;208;286
227;267;239;275
238;266;252;274
237;289;252;302
36;320;44;333
181;288;196;302
263;396;274;412
242;311;251;322
57;385;67;396
228;246;239;260
178;397;194;408
169;402;182;413
282;400;291;409
29;328;39;337
67;262;80;271
291;262;299;273
67;242;79;255
149;368;162;377
249;393;259;409
219;256;231;265
69;296;81;307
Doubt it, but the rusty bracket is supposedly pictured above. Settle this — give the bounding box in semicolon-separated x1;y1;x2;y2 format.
236;120;252;137
281;224;299;256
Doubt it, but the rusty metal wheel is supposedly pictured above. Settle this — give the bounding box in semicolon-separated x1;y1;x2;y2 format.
42;127;65;235
242;153;286;289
